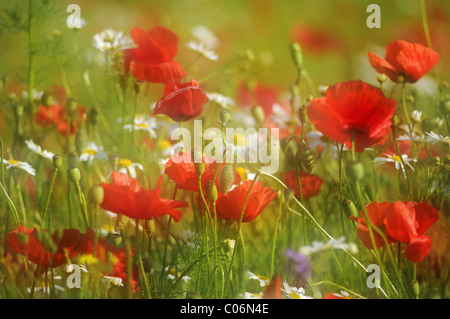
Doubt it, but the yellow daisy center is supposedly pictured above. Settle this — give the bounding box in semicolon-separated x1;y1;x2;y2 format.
257;274;269;281
390;155;402;163
159;139;172;150
119;158;132;167
79;254;99;265
235;166;247;181
84;149;97;156
8;159;20;165
135;123;148;128
289;292;302;299
169;268;181;277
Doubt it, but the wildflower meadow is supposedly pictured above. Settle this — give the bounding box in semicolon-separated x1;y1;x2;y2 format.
0;0;449;305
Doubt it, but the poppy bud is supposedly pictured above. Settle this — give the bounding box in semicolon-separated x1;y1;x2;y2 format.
14;104;24;118
206;181;218;203
376;74;387;84
69;167;81;183
421;118;435;133
115;214;130;233
220;109;231;126
391;115;399;128
41;92;52;107
289;42;303;71
298;105;308;124
52;154;62;170
306;94;314;103
342;198;358;217
219;164;234;194
345;161;364;182
195;162;205;177
90;186;104;205
252;105;265;125
412;281;420;298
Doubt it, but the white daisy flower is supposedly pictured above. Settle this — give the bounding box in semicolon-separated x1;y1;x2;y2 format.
117;158;143;178
186;40;219;61
411;110;422;123
282;281;314;299
373;153;416;178
1;158;35;176
247;271;269;287
22;89;44;101
206;92;235;109
239;292;263;299
397;133;427;143
192;25;219;49
425;131;450;147
299;237;358;255
267;103;292;128
93;29;135;52
25;139;55;161
79;142;108;165
100;276;124;287
306;131;339;157
181;229;198;248
122;115;158;138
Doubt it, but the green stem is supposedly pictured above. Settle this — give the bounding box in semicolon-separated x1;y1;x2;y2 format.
42;168;58;227
270;191;283;278
401;83;412;128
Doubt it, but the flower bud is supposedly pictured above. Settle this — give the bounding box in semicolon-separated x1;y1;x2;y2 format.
298;105;308;124
69;167;81;183
66;98;78;116
219;109;231;126
206;181;218;203
52;154;62;170
376;74;387;84
109;154;119;171
14;104;24;118
318;85;328;96
412;281;420;298
75;128;88;156
289;42;303;70
219;164;234;194
252;105;265;125
195;161;205;177
397;75;405;83
345;161;364;182
296;146;315;173
411;110;422;123
90;186;104;205
41;92;53;107
391;115;399;128
342;198;358;218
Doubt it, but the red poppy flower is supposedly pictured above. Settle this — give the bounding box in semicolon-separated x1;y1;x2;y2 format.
214;180;277;222
350;201;440;263
237;81;278;117
164;151;241;194
307;81;396;152
368;40;440;83
35;103;87;136
152;79;208;122
291;23;346;55
100;171;187;221
123;26;186;83
6;225;85;268
283;170;323;199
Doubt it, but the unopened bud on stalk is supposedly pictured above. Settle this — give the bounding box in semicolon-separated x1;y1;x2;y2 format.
41;92;52;107
195;161;205;177
289;42;304;71
306;94;314;103
219;164;234;194
252;105;265;125
318;85;328;96
345;161;364;182
298;105;308;124
52;154;62;170
412;281;420;298
342;198;358;217
376;74;387;84
397;75;405;83
220;109;231;126
75;128;88;156
90;186;104;205
14;104;24;118
296;146;315;173
406;95;415;104
206;181;218;203
69;167;81;183
391;115;399;128
66;98;78;116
